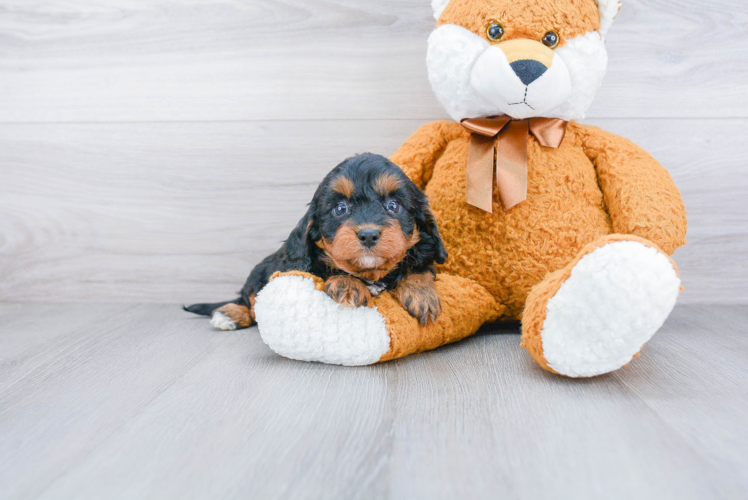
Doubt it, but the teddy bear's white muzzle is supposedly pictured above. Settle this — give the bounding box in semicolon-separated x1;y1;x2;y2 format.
470;42;572;120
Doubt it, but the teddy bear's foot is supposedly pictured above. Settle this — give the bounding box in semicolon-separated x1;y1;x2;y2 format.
521;235;681;378
253;272;390;366
254;271;504;366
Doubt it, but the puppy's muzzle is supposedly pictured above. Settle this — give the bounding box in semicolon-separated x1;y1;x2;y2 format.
357;228;381;249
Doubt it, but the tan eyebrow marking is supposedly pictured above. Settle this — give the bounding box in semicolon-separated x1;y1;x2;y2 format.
374;173;402;196
330;176;355;198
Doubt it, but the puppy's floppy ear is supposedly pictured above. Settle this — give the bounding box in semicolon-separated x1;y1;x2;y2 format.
283;203;319;271
403;175;447;265
416;204;448;265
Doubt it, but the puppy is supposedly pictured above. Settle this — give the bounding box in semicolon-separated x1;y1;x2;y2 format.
185;153;448;330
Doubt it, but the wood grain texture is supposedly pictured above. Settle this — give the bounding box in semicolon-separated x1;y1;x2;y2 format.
1;2;745;498
0;304;746;499
0;0;746;122
0;119;745;304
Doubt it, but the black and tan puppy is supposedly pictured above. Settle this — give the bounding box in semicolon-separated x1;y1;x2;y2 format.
185;153;448;330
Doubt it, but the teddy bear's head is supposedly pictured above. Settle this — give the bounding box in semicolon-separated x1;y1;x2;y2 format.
428;0;621;122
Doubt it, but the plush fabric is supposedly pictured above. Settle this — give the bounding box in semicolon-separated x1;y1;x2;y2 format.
520;234;681;377
254;0;689;378
596;0;623;36
256;271;503;365
432;0;620;37
470;38;572;119
428;11;609;122
377;274;504;361
437;0;600;43
256;272;391;366
392;120;686;319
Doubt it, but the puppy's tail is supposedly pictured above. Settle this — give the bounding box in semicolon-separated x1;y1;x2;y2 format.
183;299;241;317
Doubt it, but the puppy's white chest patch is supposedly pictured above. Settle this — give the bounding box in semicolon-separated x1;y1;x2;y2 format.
363;280;387;297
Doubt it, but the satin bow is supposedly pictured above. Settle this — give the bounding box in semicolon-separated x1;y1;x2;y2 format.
461;117;568;213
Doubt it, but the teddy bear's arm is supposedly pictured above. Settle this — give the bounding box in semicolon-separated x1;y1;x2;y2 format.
390;121;466;188
575;123;688;255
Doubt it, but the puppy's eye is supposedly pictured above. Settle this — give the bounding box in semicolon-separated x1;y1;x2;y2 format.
386;200;402;214
541;31;560;49
333;202;349;217
486;21;504;41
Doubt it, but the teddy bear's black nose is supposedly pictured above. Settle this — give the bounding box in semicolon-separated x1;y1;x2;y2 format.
357;229;381;248
510;59;548;86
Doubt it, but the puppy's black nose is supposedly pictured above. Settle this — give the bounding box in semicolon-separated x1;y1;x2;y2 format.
510;59;548;86
357;229;380;248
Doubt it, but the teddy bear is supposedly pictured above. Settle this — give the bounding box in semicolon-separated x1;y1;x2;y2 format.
252;0;688;378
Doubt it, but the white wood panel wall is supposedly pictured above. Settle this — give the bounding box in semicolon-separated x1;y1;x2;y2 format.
0;0;746;304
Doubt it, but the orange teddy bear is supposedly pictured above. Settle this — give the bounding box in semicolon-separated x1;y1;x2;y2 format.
253;0;687;378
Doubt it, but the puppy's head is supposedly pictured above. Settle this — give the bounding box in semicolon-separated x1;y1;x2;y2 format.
291;154;447;282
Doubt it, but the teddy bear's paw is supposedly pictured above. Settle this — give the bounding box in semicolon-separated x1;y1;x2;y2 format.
539;240;681;378
253;274;391;366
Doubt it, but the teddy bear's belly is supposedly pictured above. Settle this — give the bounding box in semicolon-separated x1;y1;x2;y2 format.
426;138;613;319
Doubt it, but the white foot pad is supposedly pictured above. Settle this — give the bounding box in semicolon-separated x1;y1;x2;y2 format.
210;312;237;331
542;241;681;378
254;275;391;366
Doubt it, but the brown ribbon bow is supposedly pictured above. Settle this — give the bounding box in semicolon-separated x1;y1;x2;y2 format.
461;116;568;213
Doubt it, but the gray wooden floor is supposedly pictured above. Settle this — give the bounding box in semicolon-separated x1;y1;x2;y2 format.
0;303;746;500
1;2;747;498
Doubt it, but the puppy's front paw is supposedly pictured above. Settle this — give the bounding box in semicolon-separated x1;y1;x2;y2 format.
325;275;372;308
394;272;441;326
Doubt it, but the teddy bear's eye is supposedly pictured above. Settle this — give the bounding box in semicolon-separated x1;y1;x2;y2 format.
486;21;504;42
541;31;560;49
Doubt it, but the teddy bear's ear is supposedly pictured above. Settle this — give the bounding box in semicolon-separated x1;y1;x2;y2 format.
597;0;622;36
431;0;451;21
432;1;622;35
